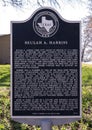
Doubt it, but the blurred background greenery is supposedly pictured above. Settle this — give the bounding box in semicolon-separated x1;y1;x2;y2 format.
0;64;92;130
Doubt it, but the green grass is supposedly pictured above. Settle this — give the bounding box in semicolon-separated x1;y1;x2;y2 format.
0;86;92;130
0;64;92;129
0;63;92;87
82;63;92;85
0;65;10;87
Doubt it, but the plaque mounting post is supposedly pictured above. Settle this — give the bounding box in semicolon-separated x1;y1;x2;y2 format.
41;120;52;130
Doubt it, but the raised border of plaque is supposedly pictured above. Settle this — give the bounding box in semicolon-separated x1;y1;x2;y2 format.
11;7;82;125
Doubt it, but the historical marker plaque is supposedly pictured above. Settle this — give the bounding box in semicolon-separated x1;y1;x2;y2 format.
11;7;81;125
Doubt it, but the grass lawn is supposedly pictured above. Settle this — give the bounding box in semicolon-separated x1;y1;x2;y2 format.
0;65;10;87
0;86;92;130
0;64;92;129
82;63;92;86
0;63;92;87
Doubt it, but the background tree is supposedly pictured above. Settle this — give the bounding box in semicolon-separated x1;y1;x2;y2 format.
82;0;92;61
1;0;90;62
1;0;84;8
1;0;59;7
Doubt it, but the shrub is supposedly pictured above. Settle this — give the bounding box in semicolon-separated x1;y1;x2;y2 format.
0;86;92;130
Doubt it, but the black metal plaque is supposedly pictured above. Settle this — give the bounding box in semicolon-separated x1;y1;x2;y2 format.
11;7;81;120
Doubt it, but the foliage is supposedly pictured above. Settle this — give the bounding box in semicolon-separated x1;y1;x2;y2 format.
0;86;92;130
0;65;10;87
0;88;36;130
1;64;92;88
0;64;92;129
82;63;92;85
